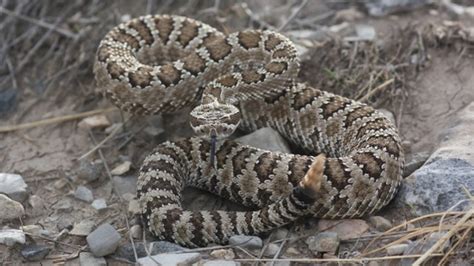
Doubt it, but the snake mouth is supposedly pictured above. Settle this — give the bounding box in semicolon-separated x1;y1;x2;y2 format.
190;102;241;139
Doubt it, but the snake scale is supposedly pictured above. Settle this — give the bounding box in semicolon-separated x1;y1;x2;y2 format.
94;15;404;247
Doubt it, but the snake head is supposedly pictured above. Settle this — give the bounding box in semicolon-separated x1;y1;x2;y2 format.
189;100;241;140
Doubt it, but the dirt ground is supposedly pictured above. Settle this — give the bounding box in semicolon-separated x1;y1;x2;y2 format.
1;0;473;265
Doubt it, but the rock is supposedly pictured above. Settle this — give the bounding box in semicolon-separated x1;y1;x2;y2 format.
236;127;291;153
0;194;25;220
210;248;235;260
377;108;396;125
128;199;141;215
285;247;301;256
20;244;50;261
20;225;42;235
91;198;107;210
306;232;340;254
79;252;107;266
77;161;103;182
0;173;28;202
70;220;95;236
0;229;26;246
74;186;94;203
386;243;409;255
143;125;165;137
317;219;369;240
403;151;430;177
263;243;281;257
112;175;137;196
110;161;132;176
229;235;263;249
402;232;450;265
199;260;240;266
130;224;142;239
53;198;73;211
136;252;201;266
0;88;17;116
78;114;110;129
28;195;46;216
86;223;121;257
334;7;365;22
271;228;289;241
368;216;393;232
364;0;434;16
116;241;187;262
396;103;474;215
352;24;376;41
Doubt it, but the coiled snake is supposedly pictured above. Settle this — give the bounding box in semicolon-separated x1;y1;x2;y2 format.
94;15;404;247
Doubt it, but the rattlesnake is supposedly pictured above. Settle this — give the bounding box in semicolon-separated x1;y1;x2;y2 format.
94;15;404;247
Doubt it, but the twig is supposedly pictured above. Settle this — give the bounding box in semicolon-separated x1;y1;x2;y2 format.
0;6;77;39
278;0;308;31
235;253;449;263
413;209;473;266
79;122;124;160
358;78;395;103
0;107;117;133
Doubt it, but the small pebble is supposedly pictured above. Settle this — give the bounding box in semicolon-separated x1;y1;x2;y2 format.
78;114;110;129
229;235;263;249
0;229;26;246
0;194;25;220
53;198;73;211
130;224;142;239
20;244;50;262
369;216;393;232
271;228;289;241
199;260;240;266
110;161;132;176
210;248;235;260
136;252;201;266
77;161;103;182
263;243;280;257
317;219;369;240
91;198;107;210
306;232;340;254
0;173;28;202
115;241;187;262
86;223;121;257
386;244;409;255
20;225;42;235
28;195;46;216
70;220;95;236
113;176;137;196
128;199;141;215
79;252;107;266
74;186;94;203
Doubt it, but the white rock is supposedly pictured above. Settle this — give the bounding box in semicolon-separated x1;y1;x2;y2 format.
130;224;142;239
79;252;107;266
236;128;291;153
386;244;409;255
78;114;110;129
137;252;201;266
70;220;96;236
306;232;340;254
110;161;132;176
28;195;46;216
317;219;369;240
128;199;141;215
369;216;393;232
20;225;42;235
0;173;28;202
263;243;281;257
0;194;24;220
200;260;240;266
86;223;121;257
74;185;94;203
0;229;26;246
229;235;263;249
210;248;235;260
91;198;107;210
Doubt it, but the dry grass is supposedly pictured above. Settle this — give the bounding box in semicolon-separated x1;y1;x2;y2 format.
1;0;473;265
